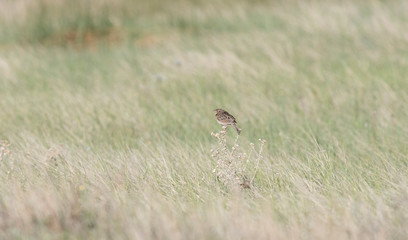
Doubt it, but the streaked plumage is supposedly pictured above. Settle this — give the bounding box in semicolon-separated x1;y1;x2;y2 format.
213;108;241;134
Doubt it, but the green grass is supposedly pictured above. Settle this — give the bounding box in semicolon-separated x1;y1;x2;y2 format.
1;0;408;239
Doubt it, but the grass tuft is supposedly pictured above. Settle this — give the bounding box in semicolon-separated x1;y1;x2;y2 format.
211;126;266;190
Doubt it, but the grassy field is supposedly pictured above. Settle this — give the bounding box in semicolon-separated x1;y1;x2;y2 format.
1;0;408;239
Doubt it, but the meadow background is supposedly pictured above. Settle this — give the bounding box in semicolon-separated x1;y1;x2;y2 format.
1;0;408;239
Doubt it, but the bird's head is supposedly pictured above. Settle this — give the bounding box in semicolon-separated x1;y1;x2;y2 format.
213;109;223;114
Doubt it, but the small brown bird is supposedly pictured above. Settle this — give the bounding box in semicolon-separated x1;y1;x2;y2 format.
213;108;241;134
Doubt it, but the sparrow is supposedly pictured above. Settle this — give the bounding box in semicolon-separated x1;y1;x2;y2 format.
213;108;241;134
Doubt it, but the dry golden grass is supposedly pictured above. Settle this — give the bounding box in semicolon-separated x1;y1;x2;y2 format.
1;0;408;239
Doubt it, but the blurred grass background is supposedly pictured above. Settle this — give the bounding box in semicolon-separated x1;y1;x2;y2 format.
1;0;408;239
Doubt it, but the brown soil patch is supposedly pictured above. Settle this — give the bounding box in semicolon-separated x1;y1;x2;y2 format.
42;28;123;49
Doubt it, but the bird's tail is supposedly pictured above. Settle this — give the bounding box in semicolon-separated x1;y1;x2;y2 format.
233;124;241;135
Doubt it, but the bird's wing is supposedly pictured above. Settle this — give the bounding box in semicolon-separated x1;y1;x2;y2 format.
223;112;237;123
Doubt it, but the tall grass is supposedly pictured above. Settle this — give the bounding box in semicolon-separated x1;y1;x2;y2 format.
1;0;408;239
